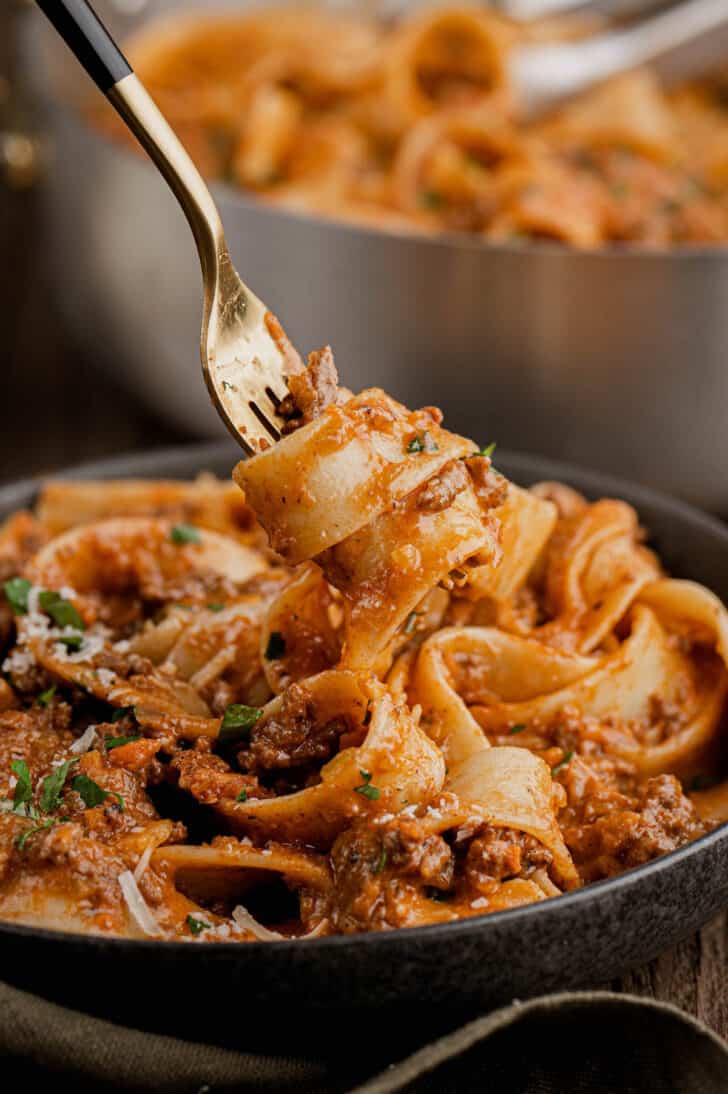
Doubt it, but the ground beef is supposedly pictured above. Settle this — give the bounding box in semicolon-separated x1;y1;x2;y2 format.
171;750;267;804
563;773;706;882
243;683;349;773
415;460;469;513
326;817;454;933
463;826;552;894
464;456;509;510
279;346;339;431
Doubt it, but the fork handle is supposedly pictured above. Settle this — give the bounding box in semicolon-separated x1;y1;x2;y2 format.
34;0;225;284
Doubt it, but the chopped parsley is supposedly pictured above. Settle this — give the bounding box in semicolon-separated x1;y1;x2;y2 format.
170;524;201;545
40;758;78;814
373;847;388;874
104;734;142;750
219;704;263;743
56;633;84;653
407;431;438;455
38;590;84;631
354;769;380;801
186;914;210;936
403;611;419;635
4;577;31;615
689;773;717;792
481;442;496;459
551;751;574;777
265;631;286;660
15;816;57;851
235;788;248;803
111;706;137;723
11;759;33;813
509;724;526;735
37;685;57;708
420;189;444;210
71;773;124;811
207;602;225;612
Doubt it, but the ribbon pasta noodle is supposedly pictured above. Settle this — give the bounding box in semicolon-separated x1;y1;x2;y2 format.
0;340;726;940
96;4;728;247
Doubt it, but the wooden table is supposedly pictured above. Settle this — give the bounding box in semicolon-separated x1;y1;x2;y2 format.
0;125;726;1043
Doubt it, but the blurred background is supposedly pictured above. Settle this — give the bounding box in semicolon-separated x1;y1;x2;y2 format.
4;0;728;504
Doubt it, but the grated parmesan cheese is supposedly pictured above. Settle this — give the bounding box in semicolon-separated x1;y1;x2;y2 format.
470;897;489;910
232;905;284;941
118;870;163;938
70;725;98;755
133;844;154;883
2;649;35;675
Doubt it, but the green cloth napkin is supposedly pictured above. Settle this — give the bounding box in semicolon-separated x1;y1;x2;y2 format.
2;981;727;1092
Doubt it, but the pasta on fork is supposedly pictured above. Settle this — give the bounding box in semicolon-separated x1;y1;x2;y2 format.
0;346;726;941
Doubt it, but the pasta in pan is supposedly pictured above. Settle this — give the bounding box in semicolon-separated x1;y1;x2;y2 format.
0;349;726;942
96;3;728;247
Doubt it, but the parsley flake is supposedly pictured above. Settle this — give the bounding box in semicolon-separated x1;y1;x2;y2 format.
37;685;57;708
207;602;225;612
551;751;574;777
104;734;142;750
509;724;526;735
481;442;496;459
265;632;286;660
56;634;83;653
71;773;124;812
40;758;78;814
11;759;32;813
15;816;57;851
373;847;388;874
111;706;136;723
355;770;381;801
4;577;31;615
407;431;438;455
186;914;210;936
170;524;201;545
235;788;248;803
219;704;263;743
38;590;85;631
403;611;419;635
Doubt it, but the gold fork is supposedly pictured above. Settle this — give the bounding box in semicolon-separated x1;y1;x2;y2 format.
35;0;297;455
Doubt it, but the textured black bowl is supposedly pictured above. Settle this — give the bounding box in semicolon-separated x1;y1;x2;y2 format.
1;442;727;1053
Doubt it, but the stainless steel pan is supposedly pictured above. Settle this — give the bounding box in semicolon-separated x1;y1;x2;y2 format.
22;1;728;509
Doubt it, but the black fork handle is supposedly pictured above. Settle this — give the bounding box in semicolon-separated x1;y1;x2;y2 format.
34;0;131;95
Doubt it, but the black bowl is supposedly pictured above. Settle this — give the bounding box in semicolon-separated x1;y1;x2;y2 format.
2;442;727;1054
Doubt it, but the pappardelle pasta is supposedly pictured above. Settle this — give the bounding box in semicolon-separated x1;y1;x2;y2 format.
0;351;726;941
97;3;728;247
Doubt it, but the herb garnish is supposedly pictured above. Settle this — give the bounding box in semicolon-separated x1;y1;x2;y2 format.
265;632;286;660
104;734;142;750
481;442;496;459
407;431;438;455
56;634;84;653
40;758;78;814
420;189;444;210
71;773;124;811
509;724;526;735
186;914;210;936
4;577;31;615
403;611;419;635
219;704;263;743
235;788;248;803
11;759;33;813
373;847;388;874
551;751;574;777
207;602;225;612
354;770;381;801
111;706;137;723
170;524;201;545
15;817;58;851
37;685;57;708
38;590;84;631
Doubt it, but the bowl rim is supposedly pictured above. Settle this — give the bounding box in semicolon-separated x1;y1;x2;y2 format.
1;438;727;955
